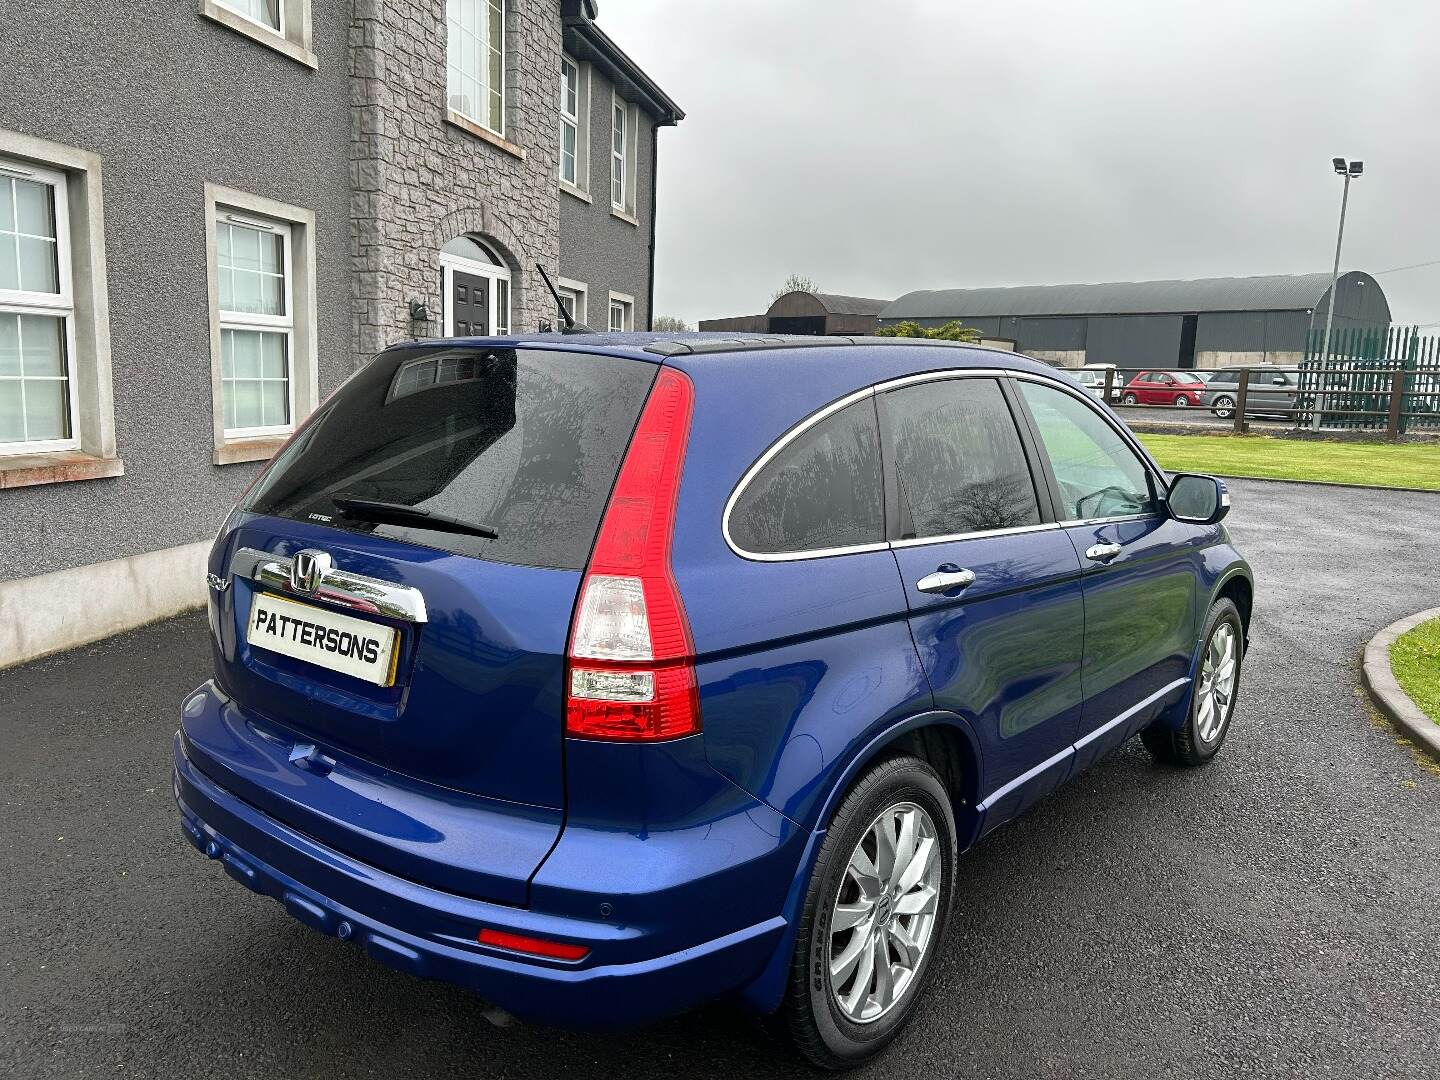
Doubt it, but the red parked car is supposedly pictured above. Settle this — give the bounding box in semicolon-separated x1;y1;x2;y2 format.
1120;370;1208;408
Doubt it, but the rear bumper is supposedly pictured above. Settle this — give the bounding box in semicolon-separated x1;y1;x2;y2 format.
173;735;789;1027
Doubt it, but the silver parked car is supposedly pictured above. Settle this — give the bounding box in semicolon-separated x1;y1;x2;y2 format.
1203;367;1299;420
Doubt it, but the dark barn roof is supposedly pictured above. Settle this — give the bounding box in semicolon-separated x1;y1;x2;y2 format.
809;292;889;317
883;272;1377;320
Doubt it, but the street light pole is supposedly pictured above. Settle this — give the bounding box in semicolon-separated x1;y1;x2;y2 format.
1314;157;1363;430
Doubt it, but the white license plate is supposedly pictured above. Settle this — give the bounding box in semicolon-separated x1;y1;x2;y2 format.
246;591;399;687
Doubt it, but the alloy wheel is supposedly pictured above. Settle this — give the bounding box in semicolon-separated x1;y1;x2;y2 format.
828;802;942;1024
1195;620;1238;743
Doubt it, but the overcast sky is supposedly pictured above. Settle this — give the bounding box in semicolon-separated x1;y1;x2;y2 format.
599;0;1440;328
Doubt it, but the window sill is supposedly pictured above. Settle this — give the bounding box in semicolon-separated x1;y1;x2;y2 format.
199;1;317;69
446;111;526;160
560;181;592;204
610;206;640;227
0;451;125;490
214;437;289;466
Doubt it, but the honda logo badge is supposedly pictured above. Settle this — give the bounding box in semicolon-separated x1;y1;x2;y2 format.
289;549;332;595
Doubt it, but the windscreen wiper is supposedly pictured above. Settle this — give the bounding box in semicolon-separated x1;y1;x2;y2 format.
331;494;500;540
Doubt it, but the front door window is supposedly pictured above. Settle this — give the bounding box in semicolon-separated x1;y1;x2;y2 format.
1017;380;1158;521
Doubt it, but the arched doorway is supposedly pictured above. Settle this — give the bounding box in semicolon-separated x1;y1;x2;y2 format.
439;235;511;336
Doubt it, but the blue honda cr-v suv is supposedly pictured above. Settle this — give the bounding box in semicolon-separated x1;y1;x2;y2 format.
175;333;1252;1068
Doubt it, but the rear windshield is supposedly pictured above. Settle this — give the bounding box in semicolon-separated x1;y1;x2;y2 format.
244;347;657;569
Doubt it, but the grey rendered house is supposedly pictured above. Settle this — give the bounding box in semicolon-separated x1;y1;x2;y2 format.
0;0;682;667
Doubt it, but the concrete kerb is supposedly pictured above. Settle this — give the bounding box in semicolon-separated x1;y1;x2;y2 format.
1362;607;1440;764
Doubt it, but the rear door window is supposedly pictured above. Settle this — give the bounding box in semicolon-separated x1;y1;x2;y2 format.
244;347;657;569
728;397;884;555
879;378;1041;539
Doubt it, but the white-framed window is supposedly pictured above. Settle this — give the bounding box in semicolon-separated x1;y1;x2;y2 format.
206;184;318;464
447;0;506;135
557;278;587;326
611;97;628;210
0;130;119;485
608;292;633;333
440;235;512;337
560;57;580;187
217;0;280;32
0;159;79;454
199;0;316;69
216;213;293;438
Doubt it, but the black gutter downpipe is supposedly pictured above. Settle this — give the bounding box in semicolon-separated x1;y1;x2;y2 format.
647;123;659;331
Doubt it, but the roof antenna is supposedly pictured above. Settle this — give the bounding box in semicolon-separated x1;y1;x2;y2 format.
535;263;594;334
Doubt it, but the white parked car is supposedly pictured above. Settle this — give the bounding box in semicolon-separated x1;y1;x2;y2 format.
1073;366;1120;401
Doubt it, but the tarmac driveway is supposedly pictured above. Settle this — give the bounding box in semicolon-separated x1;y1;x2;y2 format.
3;478;1439;1079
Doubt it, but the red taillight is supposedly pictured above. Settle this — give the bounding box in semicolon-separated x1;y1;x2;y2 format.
476;928;589;962
565;366;699;742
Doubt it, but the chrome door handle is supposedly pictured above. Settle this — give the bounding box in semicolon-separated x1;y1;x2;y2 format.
916;569;976;594
1085;542;1123;563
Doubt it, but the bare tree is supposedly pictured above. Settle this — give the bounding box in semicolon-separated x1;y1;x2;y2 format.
652;314;690;333
771;274;819;301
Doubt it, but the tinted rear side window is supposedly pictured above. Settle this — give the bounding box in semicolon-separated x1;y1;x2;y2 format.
728;397;884;555
880;378;1041;539
244;347;657;569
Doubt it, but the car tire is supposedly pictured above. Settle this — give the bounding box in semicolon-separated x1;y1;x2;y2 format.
1142;598;1244;767
1211;395;1235;419
781;754;957;1070
1122;392;1139;405
1174;396;1190;408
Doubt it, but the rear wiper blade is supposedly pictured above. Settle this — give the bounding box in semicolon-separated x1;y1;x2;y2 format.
331;494;500;540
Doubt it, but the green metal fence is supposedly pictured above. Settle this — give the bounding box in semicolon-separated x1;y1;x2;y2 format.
1300;324;1440;432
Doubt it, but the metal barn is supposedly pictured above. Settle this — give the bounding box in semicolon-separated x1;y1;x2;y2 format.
878;272;1390;369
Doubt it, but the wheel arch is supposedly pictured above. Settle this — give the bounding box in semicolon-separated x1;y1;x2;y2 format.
1214;565;1254;642
736;710;984;1016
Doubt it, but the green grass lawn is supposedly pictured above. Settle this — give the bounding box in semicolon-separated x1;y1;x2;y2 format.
1391;616;1440;725
1138;433;1440;491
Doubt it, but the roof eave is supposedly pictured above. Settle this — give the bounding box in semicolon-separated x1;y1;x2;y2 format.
561;2;685;126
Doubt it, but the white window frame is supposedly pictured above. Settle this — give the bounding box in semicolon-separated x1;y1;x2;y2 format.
440;242;512;337
610;92;628;211
557;277;587;327
447;0;507;137
205;184;318;464
0;129;118;486
559;56;581;188
0;158;81;455
608;291;634;333
216;0;282;33
215;212;295;440
199;0;316;69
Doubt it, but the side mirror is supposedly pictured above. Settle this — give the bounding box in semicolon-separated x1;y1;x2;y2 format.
1168;473;1230;525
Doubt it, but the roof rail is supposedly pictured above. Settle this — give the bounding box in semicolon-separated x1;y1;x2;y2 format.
642;336;838;357
643;335;1024;358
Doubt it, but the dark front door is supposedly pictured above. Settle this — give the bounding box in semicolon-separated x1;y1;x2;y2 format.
451;271;489;336
878;376;1086;833
1014;378;1203;768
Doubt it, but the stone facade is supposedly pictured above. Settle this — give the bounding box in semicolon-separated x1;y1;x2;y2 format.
352;0;563;365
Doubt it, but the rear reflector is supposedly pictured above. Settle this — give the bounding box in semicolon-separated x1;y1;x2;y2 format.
476;928;589;962
565;366;700;741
